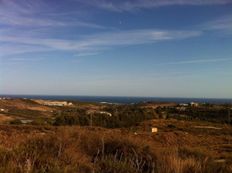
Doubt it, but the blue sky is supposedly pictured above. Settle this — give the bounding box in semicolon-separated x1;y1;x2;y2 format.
0;0;232;98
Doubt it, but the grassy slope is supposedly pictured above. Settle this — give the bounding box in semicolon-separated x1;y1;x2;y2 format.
0;121;231;173
0;99;232;172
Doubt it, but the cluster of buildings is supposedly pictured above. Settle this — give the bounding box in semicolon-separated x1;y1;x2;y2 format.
176;102;199;111
42;101;73;107
179;102;199;107
0;97;11;100
33;99;73;107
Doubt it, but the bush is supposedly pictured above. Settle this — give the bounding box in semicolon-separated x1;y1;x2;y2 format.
9;119;22;125
53;114;85;126
53;105;157;128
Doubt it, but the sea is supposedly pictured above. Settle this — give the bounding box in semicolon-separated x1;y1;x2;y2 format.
1;95;232;104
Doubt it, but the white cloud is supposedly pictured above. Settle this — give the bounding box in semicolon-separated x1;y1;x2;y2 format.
0;0;230;58
79;0;232;12
0;0;104;28
202;15;232;31
74;52;100;57
0;14;104;28
157;58;232;65
0;29;202;56
0;43;51;57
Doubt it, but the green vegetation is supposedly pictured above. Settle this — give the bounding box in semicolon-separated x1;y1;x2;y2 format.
158;105;232;124
53;105;156;128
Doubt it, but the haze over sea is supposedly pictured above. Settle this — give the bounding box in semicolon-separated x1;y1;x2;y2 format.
1;95;232;104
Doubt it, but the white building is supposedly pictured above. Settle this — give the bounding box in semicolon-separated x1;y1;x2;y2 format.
43;101;73;107
190;102;199;107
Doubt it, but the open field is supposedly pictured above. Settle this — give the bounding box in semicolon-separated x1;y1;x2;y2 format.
0;98;231;172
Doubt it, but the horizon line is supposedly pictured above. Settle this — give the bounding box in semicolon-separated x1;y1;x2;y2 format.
1;94;232;100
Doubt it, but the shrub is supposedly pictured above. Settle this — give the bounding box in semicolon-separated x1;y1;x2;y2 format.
9;119;22;125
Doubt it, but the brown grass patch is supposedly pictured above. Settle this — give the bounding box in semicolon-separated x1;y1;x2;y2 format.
0;125;231;173
0;114;14;123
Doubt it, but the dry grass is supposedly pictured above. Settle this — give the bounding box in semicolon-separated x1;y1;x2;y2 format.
0;114;14;123
0;99;231;172
0;125;231;173
0;99;53;112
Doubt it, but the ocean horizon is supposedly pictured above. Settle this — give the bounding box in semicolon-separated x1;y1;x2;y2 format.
1;95;232;104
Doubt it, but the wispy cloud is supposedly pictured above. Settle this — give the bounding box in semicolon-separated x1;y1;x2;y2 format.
0;0;104;28
0;0;230;58
0;43;52;57
0;14;104;28
201;15;232;32
157;58;232;65
79;0;232;12
0;29;202;56
74;52;100;57
7;57;43;62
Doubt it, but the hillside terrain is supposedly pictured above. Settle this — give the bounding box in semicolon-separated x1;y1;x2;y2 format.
0;98;231;173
